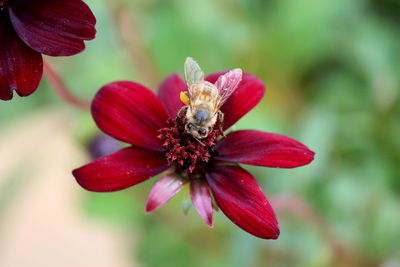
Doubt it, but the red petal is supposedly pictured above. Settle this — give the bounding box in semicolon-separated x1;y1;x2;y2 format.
145;174;186;213
215;130;315;168
158;73;187;118
206;166;279;239
9;0;96;56
206;72;265;130
72;147;168;192
0;15;42;101
190;179;213;227
92;81;169;152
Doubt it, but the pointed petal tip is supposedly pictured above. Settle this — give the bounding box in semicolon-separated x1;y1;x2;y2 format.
144;201;158;214
145;174;185;213
190;179;214;228
255;228;280;240
310;149;316;159
249;220;280;240
272;228;280;239
206;165;280;239
71;168;78;178
145;197;160;214
72;147;168;192
144;206;153;214
290;147;315;168
216;130;316;169
269;227;280;240
304;150;316;165
72;168;89;191
260;222;280;239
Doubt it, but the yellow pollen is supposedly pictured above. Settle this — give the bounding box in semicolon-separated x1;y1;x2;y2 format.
180;91;190;105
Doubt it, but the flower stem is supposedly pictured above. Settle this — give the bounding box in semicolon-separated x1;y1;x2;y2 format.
43;60;90;110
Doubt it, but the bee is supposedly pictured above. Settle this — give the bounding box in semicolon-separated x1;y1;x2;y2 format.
178;57;242;139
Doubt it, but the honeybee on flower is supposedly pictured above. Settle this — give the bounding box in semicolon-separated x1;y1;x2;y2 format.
179;57;242;139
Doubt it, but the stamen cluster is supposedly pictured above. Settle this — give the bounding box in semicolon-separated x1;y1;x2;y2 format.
157;116;222;174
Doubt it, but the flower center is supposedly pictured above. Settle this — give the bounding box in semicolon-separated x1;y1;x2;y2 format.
157;114;223;175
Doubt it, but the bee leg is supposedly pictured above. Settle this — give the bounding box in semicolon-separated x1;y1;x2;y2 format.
194;137;205;146
176;106;188;124
217;111;225;137
177;106;188;118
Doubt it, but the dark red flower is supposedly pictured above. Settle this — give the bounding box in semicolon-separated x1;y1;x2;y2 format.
72;72;315;239
0;0;96;101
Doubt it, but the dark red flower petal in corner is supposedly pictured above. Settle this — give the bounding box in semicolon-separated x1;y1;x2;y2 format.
0;15;42;100
72;147;169;192
190;179;213;227
92;81;169;152
215;130;315;168
9;0;96;56
206;165;279;239
145;174;186;213
206;72;265;131
158;73;187;118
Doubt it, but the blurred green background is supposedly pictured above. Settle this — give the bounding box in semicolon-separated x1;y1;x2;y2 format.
1;0;400;266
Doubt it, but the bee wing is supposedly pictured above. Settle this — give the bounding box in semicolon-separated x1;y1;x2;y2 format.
184;57;204;87
214;68;242;108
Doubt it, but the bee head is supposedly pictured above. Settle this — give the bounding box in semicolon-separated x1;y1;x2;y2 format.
185;123;210;139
